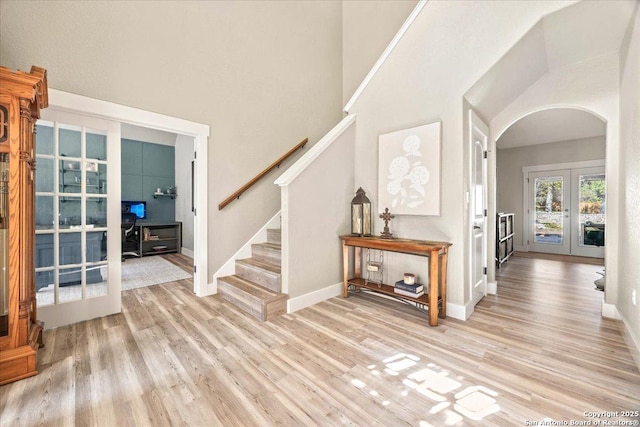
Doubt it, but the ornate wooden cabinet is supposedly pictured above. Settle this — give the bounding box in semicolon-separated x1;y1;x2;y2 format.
0;65;48;385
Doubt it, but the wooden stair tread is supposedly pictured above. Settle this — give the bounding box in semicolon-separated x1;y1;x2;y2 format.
236;258;281;275
218;275;287;302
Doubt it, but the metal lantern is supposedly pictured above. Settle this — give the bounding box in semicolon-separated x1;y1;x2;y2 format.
351;187;372;236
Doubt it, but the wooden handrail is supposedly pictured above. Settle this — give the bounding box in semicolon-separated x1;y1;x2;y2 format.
218;137;308;210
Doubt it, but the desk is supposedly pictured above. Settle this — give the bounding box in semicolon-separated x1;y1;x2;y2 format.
341;235;451;326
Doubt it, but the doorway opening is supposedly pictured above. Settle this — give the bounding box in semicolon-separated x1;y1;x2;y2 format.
119;124;196;291
495;108;606;260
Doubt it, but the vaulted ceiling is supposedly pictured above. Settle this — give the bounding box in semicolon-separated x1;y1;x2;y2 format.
465;0;636;148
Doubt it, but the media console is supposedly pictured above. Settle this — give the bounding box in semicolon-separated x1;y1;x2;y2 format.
130;222;182;257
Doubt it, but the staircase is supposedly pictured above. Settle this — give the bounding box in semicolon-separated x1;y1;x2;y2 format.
217;229;288;321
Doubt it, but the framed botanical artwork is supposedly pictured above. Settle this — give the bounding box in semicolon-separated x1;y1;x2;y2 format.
378;121;441;216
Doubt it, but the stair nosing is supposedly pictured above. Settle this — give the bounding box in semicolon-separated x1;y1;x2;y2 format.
236;258;281;275
252;242;281;249
218;275;287;302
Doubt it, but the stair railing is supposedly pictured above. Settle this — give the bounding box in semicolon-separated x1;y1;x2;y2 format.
218;137;308;210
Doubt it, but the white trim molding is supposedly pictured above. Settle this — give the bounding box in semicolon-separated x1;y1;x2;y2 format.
487;281;498;295
181;248;194;259
600;301;639;371
521;159;605;175
601;300;621;319
447;302;473;321
620;313;640;373
275;114;356;186
343;0;428;113
287;283;343;313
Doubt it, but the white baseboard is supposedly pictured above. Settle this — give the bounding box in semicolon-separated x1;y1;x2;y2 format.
602;300;640;372
514;245;527;252
447;301;473;321
202;280;217;297
288;282;343;313
487;281;497;295
287;282;474;322
601;300;621;319
181;247;194;258
619;313;640;373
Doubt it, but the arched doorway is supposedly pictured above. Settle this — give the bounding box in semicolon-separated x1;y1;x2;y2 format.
495;107;606;259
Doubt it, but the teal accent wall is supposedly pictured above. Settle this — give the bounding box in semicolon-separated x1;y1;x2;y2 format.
121;139;175;222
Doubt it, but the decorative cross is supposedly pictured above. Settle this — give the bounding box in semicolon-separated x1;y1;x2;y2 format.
379;207;395;239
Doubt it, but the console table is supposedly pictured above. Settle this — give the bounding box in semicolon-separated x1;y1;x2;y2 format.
340;235;452;326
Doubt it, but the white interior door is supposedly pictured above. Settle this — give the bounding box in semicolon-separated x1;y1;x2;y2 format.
470;111;488;306
35;109;121;328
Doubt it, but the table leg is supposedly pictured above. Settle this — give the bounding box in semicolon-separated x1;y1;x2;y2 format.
439;249;448;319
354;247;361;278
429;250;439;326
342;242;349;297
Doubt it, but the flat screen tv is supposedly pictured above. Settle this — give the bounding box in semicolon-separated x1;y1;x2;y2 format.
122;200;147;219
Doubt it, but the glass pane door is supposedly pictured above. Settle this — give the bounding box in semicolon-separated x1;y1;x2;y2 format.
34;110;120;328
527;167;605;258
529;170;571;255
35;122;108;306
578;173;605;246
571;167;605;258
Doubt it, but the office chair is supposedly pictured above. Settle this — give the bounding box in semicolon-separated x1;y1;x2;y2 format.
121;212;139;260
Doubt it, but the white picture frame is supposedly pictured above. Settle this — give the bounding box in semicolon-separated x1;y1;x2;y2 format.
378;122;441;216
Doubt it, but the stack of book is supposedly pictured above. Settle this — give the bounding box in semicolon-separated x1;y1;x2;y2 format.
394;280;424;298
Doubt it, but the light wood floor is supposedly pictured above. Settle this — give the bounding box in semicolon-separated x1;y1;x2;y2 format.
1;253;638;426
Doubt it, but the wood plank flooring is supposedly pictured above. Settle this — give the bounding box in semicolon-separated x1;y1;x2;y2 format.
1;252;638;426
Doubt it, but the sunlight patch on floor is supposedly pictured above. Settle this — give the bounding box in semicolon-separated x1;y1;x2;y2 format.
350;352;501;425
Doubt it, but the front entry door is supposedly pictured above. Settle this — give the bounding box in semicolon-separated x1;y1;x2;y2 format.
35;109;121;328
527;167;605;258
470;111;488;306
528;170;571;255
571;167;605;258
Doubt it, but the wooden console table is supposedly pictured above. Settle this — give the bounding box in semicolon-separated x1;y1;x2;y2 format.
340;235;452;326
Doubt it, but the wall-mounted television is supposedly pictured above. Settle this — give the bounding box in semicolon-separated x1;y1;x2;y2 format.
121;200;147;219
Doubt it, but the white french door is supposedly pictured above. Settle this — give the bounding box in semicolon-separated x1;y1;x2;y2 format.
527;165;605;258
528;170;571;255
35;110;121;328
571;167;605;258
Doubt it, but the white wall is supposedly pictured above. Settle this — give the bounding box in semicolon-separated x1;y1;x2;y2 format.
0;1;343;280
175;134;195;254
347;1;570;314
496;136;606;249
342;0;417;106
618;3;640;368
279;119;355;303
